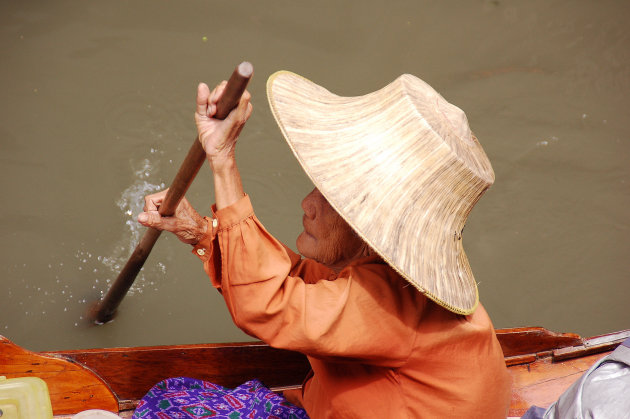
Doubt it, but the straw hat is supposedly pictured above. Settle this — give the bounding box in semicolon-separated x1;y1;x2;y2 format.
266;71;494;315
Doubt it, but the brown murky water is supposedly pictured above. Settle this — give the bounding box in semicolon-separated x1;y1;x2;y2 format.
1;0;628;351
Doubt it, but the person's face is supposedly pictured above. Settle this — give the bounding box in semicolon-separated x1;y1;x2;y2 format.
296;188;365;267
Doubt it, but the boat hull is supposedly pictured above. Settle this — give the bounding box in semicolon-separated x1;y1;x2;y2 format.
2;327;628;417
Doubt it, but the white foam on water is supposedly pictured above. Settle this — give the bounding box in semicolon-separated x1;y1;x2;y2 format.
59;156;171;300
96;158;168;295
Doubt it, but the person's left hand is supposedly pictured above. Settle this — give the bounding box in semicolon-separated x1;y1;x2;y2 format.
195;81;253;173
137;189;207;245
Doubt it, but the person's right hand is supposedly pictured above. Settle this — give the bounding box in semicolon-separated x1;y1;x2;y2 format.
137;189;207;245
194;81;253;173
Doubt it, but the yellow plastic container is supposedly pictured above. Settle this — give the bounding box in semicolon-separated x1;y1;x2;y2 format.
0;376;53;419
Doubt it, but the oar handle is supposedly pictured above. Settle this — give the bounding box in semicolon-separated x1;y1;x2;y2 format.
91;62;253;324
158;61;254;217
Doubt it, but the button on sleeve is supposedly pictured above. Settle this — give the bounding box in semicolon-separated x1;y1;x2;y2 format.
191;217;214;262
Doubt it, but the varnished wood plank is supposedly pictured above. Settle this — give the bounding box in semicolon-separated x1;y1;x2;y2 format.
0;336;119;416
45;341;311;402
496;327;583;357
504;354;536;366
553;329;630;361
583;329;630;346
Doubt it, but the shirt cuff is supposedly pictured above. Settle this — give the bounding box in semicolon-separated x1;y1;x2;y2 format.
191;217;214;262
212;194;254;230
191;194;253;262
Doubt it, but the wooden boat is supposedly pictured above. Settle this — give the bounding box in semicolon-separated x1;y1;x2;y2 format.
1;327;628;418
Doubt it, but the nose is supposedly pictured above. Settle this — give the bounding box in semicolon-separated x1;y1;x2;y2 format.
301;188;317;219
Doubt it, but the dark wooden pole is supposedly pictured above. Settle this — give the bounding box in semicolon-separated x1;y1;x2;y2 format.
91;62;253;324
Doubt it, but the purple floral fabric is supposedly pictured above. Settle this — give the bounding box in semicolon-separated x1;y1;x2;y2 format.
133;377;309;419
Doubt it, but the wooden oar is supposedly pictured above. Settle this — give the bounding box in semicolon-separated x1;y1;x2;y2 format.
90;62;254;324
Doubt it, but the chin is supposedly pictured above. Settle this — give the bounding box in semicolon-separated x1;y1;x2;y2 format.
296;232;313;259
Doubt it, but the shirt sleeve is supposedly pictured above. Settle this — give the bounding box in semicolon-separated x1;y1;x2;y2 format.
193;194;425;367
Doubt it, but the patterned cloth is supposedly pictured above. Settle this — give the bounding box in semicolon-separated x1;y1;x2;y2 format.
133;377;309;419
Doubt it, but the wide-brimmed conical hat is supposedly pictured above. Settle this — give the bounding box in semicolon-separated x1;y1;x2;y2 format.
266;71;494;315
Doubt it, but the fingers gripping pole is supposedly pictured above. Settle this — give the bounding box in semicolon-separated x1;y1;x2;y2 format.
91;62;253;324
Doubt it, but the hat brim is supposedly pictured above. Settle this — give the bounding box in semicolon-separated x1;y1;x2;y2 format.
267;71;493;315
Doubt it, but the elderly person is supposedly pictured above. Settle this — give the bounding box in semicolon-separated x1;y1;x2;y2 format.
137;72;511;418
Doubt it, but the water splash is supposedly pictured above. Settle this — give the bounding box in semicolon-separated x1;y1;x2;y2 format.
95;157;167;295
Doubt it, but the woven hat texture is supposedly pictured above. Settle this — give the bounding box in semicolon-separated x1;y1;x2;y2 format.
266;71;494;315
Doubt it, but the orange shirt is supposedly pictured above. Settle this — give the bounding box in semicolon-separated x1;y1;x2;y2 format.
193;195;511;418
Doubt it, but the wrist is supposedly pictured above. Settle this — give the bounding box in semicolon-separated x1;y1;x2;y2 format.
193;216;209;245
208;152;236;174
211;157;245;210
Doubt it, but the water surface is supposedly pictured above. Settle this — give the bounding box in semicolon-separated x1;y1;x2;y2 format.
1;0;628;351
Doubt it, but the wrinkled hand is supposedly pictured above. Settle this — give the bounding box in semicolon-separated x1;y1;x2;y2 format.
194;81;253;172
137;189;207;245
